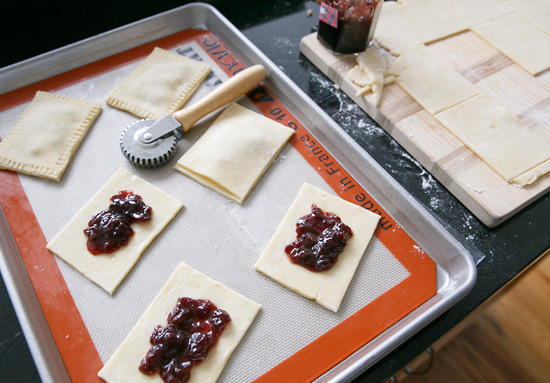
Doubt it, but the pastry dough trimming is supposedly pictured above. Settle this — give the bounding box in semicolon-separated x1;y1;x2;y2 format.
254;183;381;312
174;103;294;204
46;167;184;294
98;262;261;383
0;91;101;182
106;47;211;120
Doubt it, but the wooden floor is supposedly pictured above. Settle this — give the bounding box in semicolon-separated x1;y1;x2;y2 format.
397;252;550;383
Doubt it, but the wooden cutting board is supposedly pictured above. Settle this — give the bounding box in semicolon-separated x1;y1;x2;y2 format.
300;32;550;228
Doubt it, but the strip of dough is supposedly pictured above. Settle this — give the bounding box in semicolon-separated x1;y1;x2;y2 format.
174;103;294;204
0;91;101;182
98;262;261;383
106;47;211;120
254;183;380;312
46;167;184;294
434;94;550;182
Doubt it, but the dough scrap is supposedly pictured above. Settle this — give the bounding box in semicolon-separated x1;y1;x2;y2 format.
46;167;184;294
254;183;381;312
346;46;387;107
471;12;550;75
98;262;261;383
174;103;294;204
106;47;211;120
0;91;101;182
389;44;480;114
434;94;550;182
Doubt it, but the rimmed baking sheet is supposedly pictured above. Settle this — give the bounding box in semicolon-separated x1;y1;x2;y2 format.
0;3;476;383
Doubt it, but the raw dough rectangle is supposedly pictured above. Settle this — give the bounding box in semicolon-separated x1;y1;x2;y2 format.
254;183;381;312
174;103;294;204
471;12;550;75
374;0;511;55
46;167;184;294
434;94;550;182
389;44;480;115
0;91;101;182
106;47;211;120
98;262;261;383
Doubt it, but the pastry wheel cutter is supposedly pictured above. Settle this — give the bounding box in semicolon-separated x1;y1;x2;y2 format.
120;64;266;168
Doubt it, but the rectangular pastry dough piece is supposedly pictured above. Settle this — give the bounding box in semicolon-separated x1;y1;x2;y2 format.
254;183;381;312
506;0;550;34
46;167;183;294
434;94;550;183
374;0;424;55
374;0;511;55
0;91;101;182
472;12;550;76
389;44;480;115
174;103;294;204
106;47;211;120
98;262;261;383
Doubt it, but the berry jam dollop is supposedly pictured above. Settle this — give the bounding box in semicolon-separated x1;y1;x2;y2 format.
139;297;231;383
83;190;152;255
284;204;353;272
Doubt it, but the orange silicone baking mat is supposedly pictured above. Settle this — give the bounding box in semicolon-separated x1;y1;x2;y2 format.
0;29;436;382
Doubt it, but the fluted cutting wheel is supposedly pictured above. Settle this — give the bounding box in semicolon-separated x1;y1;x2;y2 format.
120;119;177;168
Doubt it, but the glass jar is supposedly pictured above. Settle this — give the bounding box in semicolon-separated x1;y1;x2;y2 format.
317;0;383;54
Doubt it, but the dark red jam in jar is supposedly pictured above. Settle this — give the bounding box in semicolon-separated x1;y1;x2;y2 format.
317;0;383;54
83;190;152;255
285;204;353;272
139;297;231;383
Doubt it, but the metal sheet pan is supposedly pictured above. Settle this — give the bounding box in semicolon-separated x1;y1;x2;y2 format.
0;3;476;382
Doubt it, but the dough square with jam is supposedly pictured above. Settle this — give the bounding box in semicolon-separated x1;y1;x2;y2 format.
174;103;295;204
0;91;101;182
98;261;261;383
106;47;211;120
254;183;381;312
46;167;184;294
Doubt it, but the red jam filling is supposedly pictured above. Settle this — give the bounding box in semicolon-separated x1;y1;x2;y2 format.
284;204;353;272
83;190;152;255
139;297;231;383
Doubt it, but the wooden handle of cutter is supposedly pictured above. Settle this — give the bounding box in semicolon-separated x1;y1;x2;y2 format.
173;64;266;132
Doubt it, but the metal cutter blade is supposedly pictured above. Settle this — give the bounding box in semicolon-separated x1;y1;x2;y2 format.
120;117;181;168
119;65;266;168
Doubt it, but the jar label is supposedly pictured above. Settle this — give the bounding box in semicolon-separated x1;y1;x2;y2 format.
319;2;338;28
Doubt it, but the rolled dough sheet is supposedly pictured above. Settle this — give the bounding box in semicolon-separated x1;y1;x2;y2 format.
374;0;511;55
254;183;381;312
434;94;550;182
174;103;294;204
0;91;101;182
46;167;184;294
106;47;211;120
98;262;261;383
389;44;480;115
505;0;550;34
471;12;550;75
374;0;423;55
